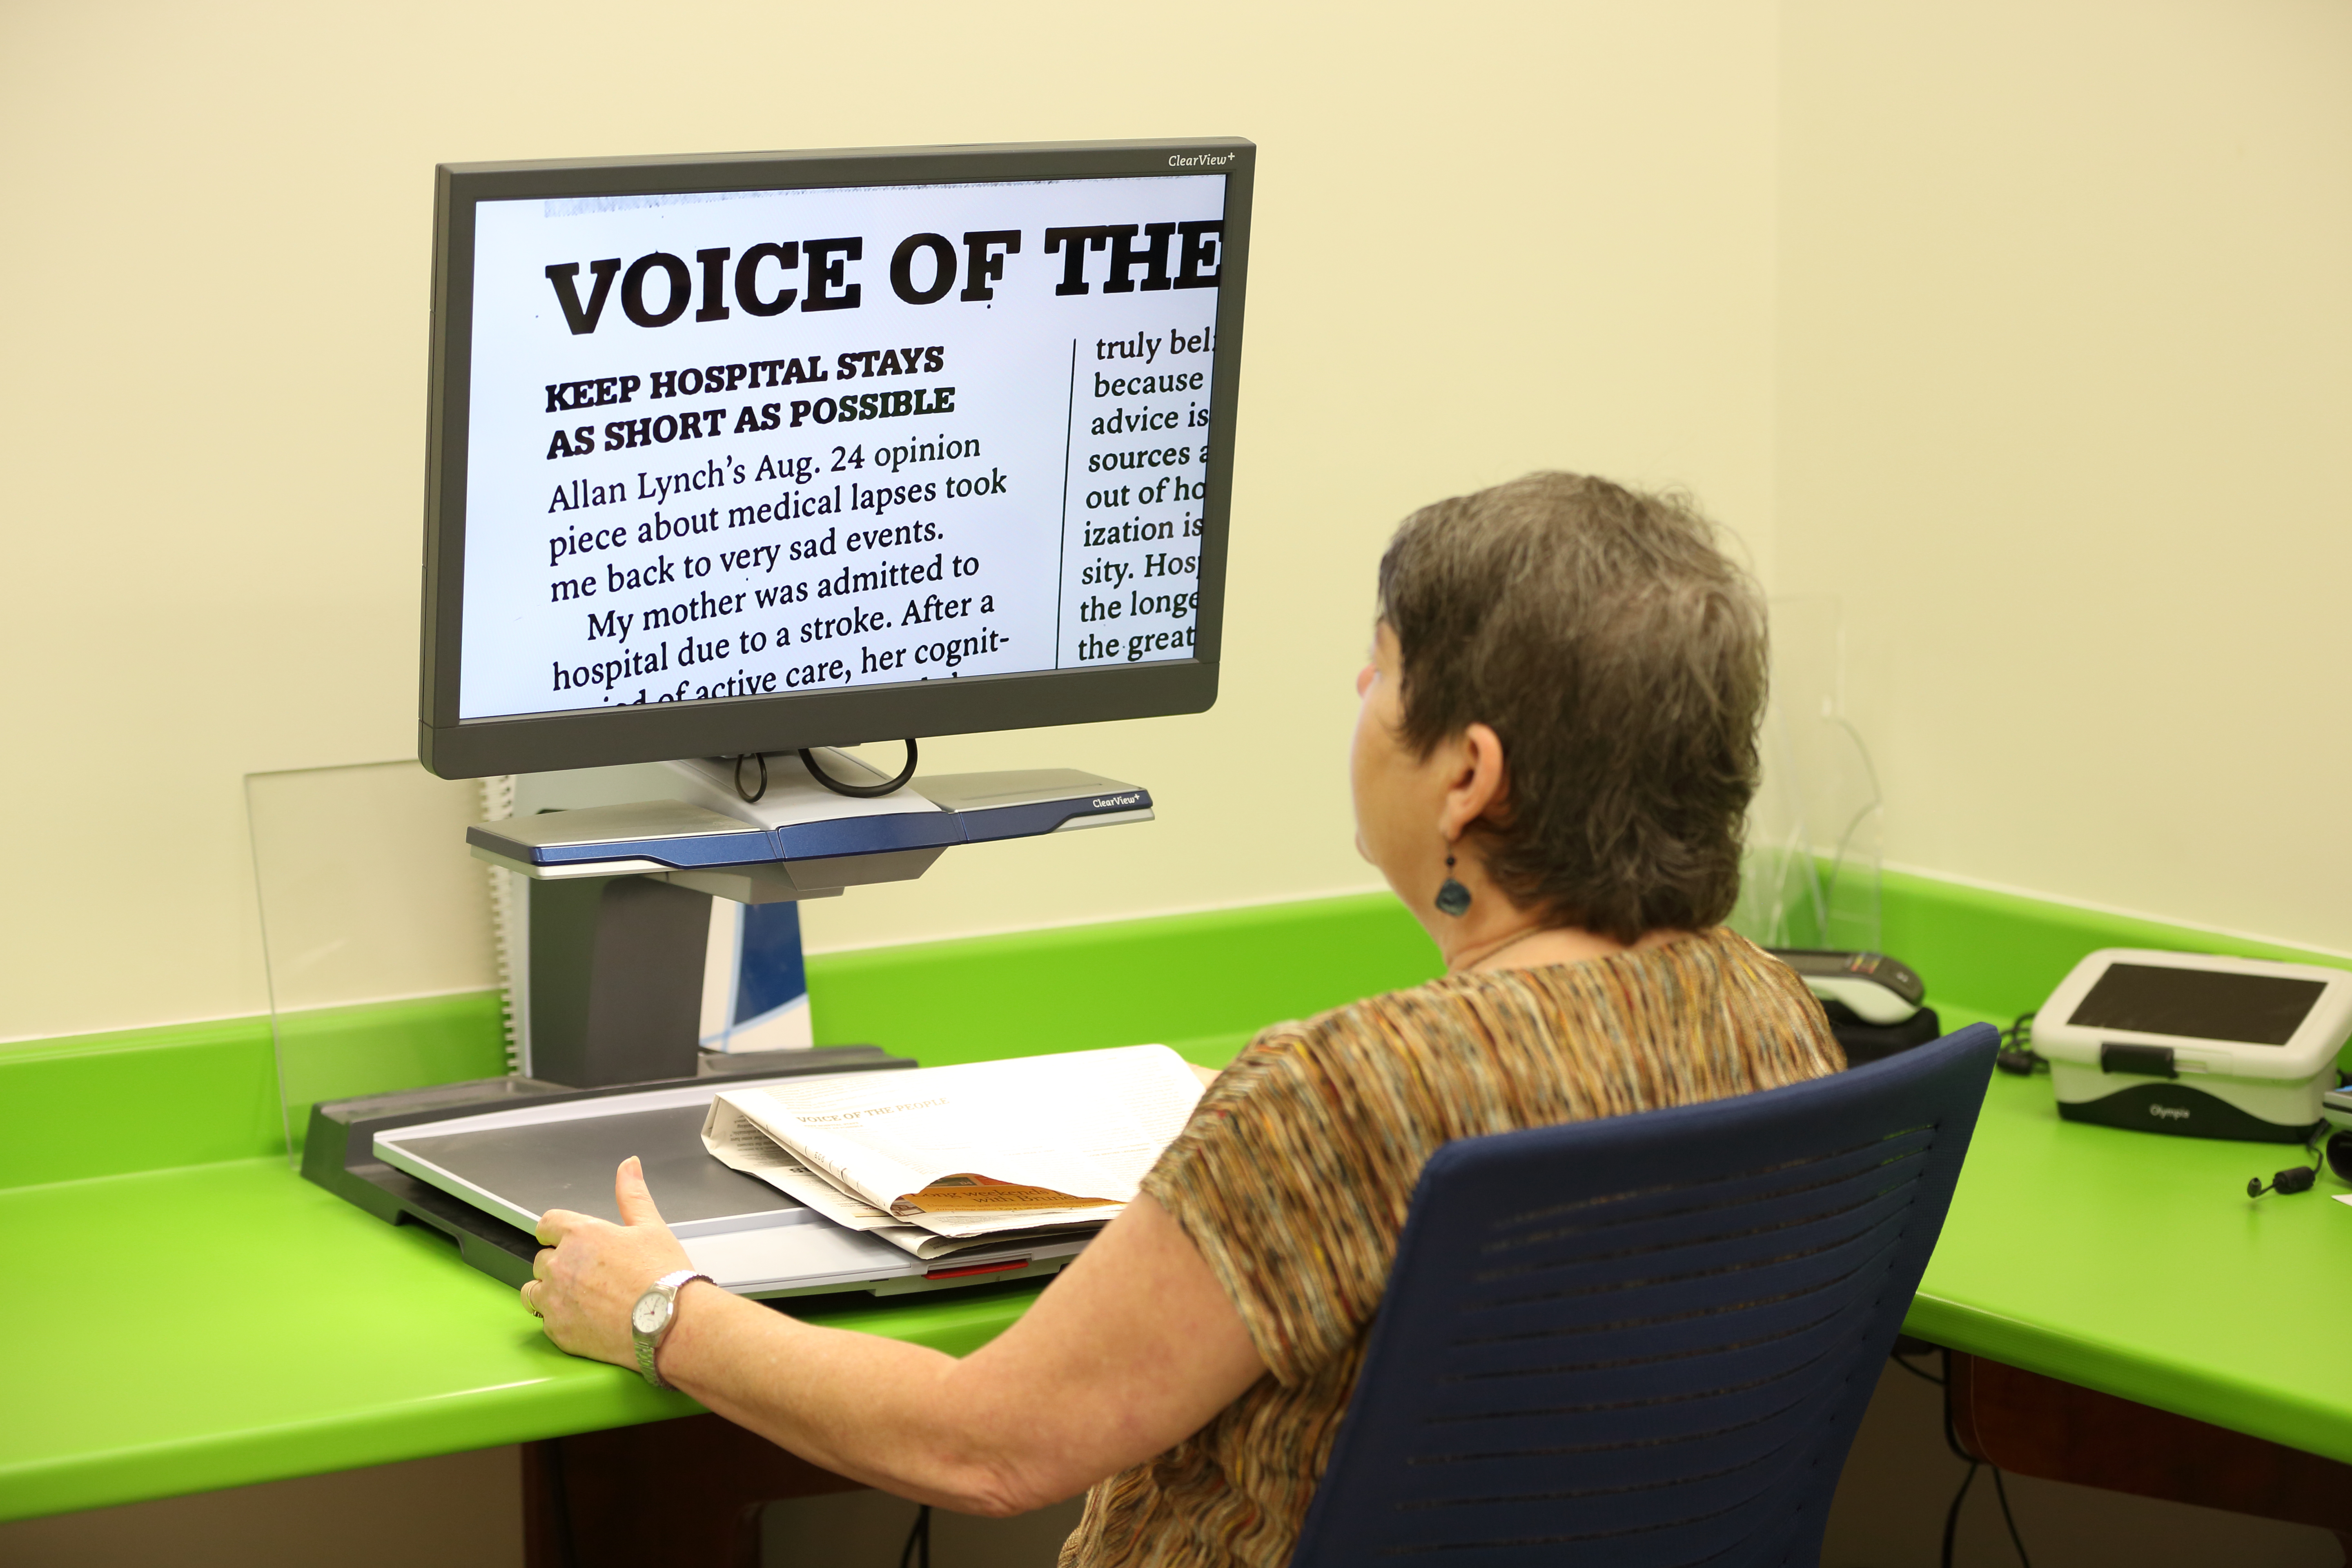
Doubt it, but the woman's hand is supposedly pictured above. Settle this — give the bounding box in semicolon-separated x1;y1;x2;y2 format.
519;1158;1267;1513
653;1192;1266;1514
524;1156;694;1367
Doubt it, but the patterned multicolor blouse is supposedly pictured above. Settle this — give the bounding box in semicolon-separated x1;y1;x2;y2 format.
1058;927;1844;1568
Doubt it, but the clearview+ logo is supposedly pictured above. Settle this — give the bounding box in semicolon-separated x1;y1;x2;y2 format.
1168;153;1235;167
1091;793;1143;809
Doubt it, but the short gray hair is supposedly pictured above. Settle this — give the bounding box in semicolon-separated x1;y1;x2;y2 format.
1376;472;1767;942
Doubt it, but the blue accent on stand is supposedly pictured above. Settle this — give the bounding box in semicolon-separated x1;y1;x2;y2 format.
767;813;966;862
735;902;808;1025
474;786;1156;871
1287;1024;1998;1568
474;825;777;870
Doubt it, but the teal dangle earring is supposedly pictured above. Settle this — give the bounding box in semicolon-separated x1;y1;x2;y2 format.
1434;850;1472;917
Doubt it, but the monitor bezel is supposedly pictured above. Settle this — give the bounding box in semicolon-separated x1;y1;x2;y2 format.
420;137;1253;779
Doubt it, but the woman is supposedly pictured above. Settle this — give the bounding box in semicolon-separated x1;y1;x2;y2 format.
525;471;1844;1566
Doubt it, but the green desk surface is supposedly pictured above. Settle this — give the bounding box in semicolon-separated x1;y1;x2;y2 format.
1912;1007;2352;1463
0;894;1440;1524
8;877;2352;1522
0;1156;1047;1521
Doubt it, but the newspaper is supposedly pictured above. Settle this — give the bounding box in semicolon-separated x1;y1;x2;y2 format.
702;1103;1088;1260
702;1044;1204;1257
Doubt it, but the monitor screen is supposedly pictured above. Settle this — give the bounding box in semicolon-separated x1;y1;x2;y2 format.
421;140;1251;777
2068;962;2326;1047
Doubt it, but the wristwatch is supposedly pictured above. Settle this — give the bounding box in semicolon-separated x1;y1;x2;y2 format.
629;1269;712;1389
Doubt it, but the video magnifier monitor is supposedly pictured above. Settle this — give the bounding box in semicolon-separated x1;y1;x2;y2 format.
420;139;1253;779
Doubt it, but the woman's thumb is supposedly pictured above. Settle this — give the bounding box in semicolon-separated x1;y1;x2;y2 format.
615;1156;667;1227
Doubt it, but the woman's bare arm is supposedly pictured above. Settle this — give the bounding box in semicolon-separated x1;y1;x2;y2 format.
528;1159;1265;1516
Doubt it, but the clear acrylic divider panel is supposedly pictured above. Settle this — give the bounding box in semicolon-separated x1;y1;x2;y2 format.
1731;596;1883;954
244;760;508;1162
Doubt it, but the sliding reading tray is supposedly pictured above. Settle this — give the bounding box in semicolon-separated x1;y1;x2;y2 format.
303;1054;1087;1298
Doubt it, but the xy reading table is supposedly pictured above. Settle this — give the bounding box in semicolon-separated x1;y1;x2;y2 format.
7;878;2352;1527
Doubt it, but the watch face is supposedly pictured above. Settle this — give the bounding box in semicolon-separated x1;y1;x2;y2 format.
631;1288;669;1336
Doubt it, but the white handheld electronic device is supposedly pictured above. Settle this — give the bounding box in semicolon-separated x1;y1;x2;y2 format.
1766;949;1925;1025
2034;948;2352;1143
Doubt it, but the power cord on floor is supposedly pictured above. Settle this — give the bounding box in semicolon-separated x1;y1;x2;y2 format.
898;1502;933;1568
1933;1346;2032;1568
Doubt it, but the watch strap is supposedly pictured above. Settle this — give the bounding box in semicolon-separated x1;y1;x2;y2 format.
632;1270;712;1390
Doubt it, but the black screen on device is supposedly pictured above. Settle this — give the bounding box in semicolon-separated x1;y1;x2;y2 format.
2069;963;2325;1046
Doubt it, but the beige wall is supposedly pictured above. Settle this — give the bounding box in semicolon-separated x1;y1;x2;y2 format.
1777;0;2352;952
5;2;2340;1042
0;1;1779;1039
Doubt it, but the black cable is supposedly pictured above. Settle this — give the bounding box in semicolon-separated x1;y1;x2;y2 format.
801;739;919;799
898;1502;932;1568
1937;1351;1975;1465
1935;1345;1982;1568
1887;1348;1947;1387
1991;1463;2034;1567
1939;1348;2032;1567
1994;1010;2043;1076
733;752;768;803
2249;1126;2329;1198
1940;1460;1978;1568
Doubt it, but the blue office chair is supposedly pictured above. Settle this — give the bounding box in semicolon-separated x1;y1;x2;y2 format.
1290;1022;1999;1568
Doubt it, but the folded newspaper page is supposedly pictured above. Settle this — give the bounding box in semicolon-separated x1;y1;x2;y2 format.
703;1099;1092;1260
702;1044;1204;1252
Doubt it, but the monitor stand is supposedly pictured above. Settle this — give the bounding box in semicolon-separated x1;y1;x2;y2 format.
468;750;1154;1087
298;748;1152;1296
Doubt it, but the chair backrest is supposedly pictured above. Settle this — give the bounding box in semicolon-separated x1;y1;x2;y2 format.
1289;1022;1999;1568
